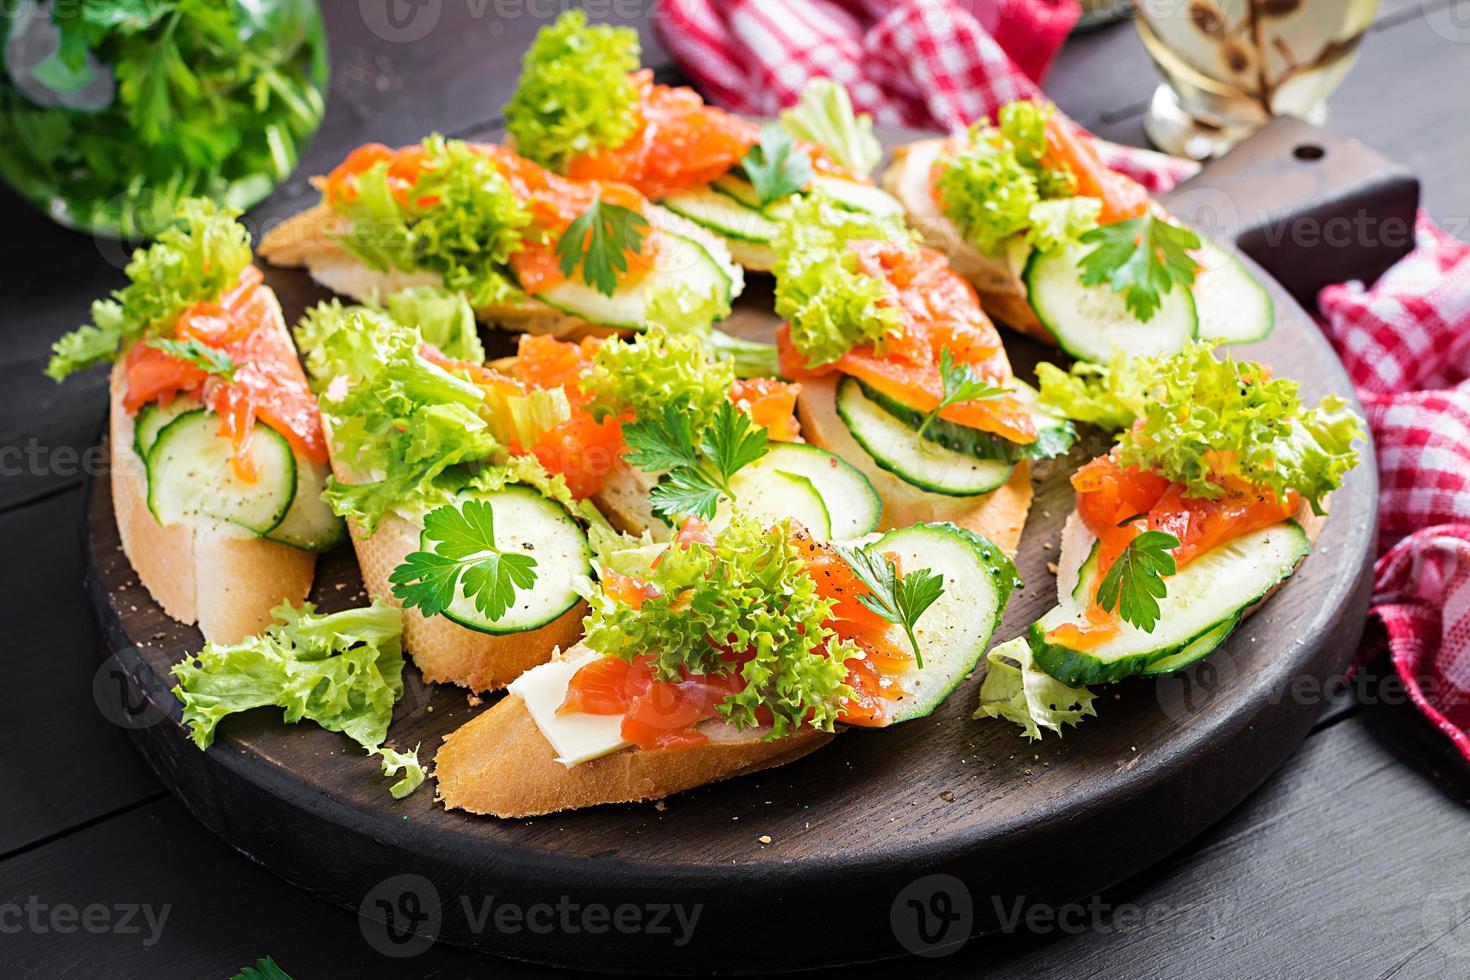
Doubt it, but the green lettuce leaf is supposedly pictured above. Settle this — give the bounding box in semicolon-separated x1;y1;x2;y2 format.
292;300;400;390
47;197;253;380
644;282;776;378
332;135;532;309
772;192;911;366
502;9;641;172
933;101;1083;256
384;286;485;364
778;78;882;178
582;514;854;737
1026;197;1101;252
974;637;1096;740
318;326;503;533
582;325;736;428
1039;342;1366;512
171;600;424;798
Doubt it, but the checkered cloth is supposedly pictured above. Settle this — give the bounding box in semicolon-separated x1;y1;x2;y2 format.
657;0;1470;762
1319;217;1470;762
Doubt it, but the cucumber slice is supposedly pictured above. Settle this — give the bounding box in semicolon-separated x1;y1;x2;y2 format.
1024;240;1198;362
716;467;832;539
746;443;881;539
1030;520;1311;686
661;186;781;243
133;396;201;460
857;380;1077;463
864;523;1019;724
809;176;903;219
435;486;592;635
264;454;347;552
835;377;1013;496
146;410;296;535
1193;237;1275;345
534;231;735;331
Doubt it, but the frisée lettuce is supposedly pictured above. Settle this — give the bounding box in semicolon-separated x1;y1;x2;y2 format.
171;600;424;798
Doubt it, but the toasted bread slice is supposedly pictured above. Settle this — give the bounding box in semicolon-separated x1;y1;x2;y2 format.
259;203;739;341
108;291;315;644
795;375;1032;556
435;648;832;817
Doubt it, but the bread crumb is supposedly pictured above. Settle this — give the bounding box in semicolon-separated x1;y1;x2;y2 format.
467;693;483;707
758;835;772;845
939;790;955;803
1047;561;1059;575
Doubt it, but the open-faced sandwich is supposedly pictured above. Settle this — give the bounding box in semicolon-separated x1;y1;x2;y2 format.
501;11;901;271
975;343;1364;738
259;135;743;339
435;511;1018;816
883;100;1274;361
48;200;343;642
769;193;1076;556
290;289;606;690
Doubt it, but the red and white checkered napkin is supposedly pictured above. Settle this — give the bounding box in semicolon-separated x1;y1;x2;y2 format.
1319;216;1470;762
656;0;1470;762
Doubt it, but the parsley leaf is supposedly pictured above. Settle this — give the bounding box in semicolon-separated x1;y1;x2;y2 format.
555;196;649;296
741;124;813;207
834;545;946;668
231;956;293;980
917;349;1011;440
623;401;770;521
389;499;539;623
148;337;238;382
1093;530;1180;633
1077;215;1201;322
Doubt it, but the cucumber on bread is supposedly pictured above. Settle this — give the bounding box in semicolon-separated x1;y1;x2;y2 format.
259;201;742;341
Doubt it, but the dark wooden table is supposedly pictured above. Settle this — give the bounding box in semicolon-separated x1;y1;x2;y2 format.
3;4;1468;977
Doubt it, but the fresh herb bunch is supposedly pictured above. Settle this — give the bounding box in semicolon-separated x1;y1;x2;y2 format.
582;514;856;737
0;0;327;237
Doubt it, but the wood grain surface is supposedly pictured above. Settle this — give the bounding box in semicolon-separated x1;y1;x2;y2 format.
80;116;1380;971
5;4;1469;977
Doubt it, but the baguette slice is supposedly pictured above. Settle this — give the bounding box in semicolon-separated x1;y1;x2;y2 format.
591;459;664;538
108;289;315;644
883;139;1053;344
435;645;831;817
795;375;1032;557
259;202;738;341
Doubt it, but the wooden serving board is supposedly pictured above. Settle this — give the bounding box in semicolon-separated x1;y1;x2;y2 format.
85;119;1398;972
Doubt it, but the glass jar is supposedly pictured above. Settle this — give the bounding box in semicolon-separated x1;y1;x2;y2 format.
0;0;328;238
1136;0;1380;159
